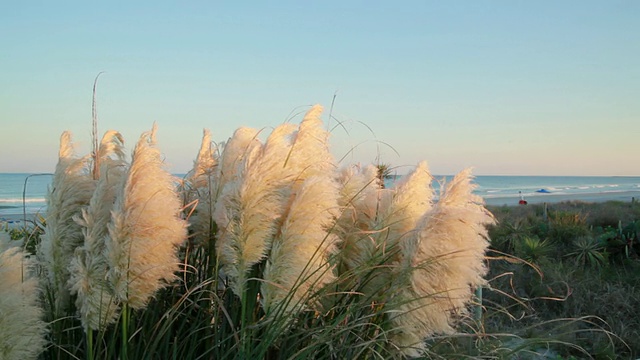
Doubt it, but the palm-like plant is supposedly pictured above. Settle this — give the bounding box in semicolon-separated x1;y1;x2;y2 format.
567;236;608;268
491;220;530;253
375;163;392;188
515;236;555;264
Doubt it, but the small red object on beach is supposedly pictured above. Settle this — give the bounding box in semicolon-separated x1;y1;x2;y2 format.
518;191;527;205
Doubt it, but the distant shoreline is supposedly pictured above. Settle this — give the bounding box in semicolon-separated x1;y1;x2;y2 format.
1;212;45;226
3;191;639;225
483;190;640;207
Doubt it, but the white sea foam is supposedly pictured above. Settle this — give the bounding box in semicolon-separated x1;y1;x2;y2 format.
0;198;47;203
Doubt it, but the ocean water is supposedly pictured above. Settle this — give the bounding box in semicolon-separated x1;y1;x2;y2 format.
2;173;640;218
389;175;640;205
462;175;640;205
0;173;53;217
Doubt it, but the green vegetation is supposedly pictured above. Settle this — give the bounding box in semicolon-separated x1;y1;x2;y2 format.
5;193;638;358
485;200;640;358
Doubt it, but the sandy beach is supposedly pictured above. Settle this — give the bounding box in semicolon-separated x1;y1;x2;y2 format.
483;190;640;207
1;211;44;227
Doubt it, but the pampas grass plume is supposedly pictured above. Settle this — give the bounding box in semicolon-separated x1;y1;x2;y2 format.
1;243;47;360
385;161;434;241
185;129;219;247
215;127;262;198
288;105;334;179
262;175;340;314
334;164;386;273
391;168;494;356
334;162;434;301
68;131;126;330
215;107;339;297
38;131;97;313
188;128;217;186
106;125;188;309
214;123;297;296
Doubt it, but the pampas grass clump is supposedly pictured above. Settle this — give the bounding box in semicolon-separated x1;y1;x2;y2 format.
32;103;515;359
1;237;47;360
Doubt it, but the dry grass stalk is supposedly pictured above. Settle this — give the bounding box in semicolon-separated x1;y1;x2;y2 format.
105;125;188;309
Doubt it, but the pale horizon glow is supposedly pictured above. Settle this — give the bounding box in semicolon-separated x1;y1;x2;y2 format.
1;2;638;176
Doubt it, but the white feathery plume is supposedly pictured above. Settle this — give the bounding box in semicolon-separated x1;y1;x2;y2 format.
336;164;381;206
390;168;494;356
105;125;188;309
38;131;96;314
262;175;340;314
384;161;434;249
364;162;436;294
215;105;340;298
334;162;434;298
188;129;217;187
334;164;386;273
1;244;47;360
214;127;262;201
213;123;297;296
338;165;394;272
95;130;126;168
68;131;126;331
287;105;335;179
185;129;219;247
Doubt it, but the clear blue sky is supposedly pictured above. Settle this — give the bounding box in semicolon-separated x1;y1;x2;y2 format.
1;1;638;175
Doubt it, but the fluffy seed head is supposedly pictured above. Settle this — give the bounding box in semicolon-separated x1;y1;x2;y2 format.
1;245;48;360
390;168;494;356
106;125;188;309
185;129;219;247
214;123;296;295
68;131;126;331
262;175;340;314
38;131;96;314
